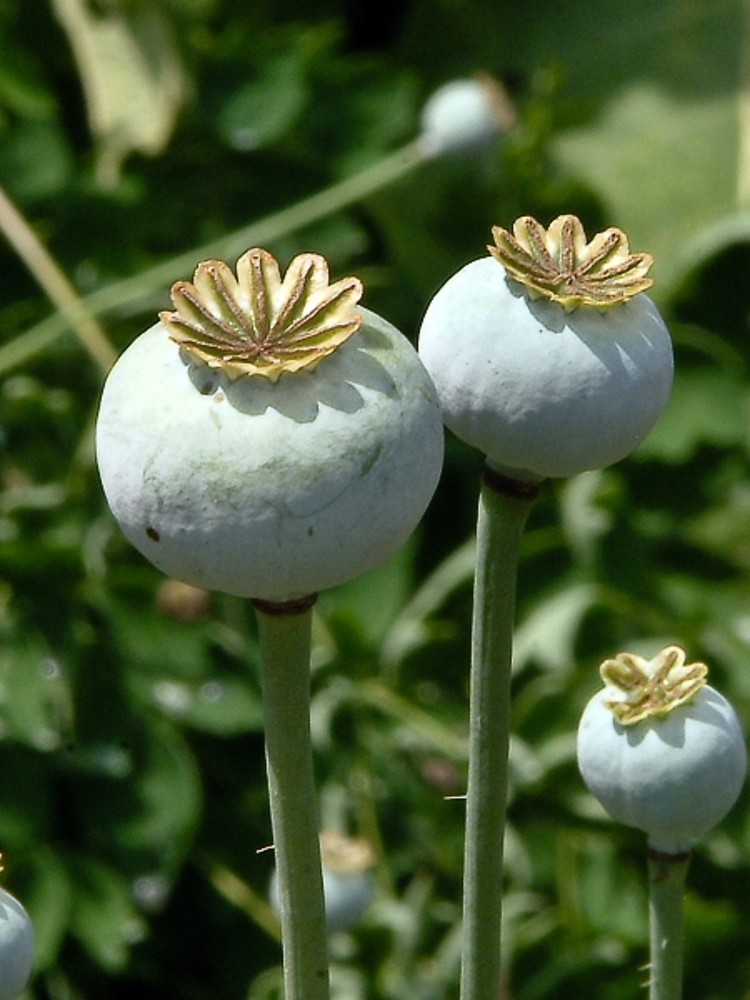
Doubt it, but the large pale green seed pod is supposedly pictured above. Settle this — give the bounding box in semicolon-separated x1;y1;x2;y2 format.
418;215;673;480
96;250;444;602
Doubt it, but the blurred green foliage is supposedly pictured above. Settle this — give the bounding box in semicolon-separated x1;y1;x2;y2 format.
2;1;750;998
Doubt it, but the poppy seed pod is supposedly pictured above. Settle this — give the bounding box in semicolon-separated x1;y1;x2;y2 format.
0;887;34;1000
418;75;516;157
270;832;375;933
96;249;444;602
418;216;674;480
577;646;747;853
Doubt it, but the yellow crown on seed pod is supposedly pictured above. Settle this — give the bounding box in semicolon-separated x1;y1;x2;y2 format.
489;214;654;312
161;248;364;381
601;646;708;726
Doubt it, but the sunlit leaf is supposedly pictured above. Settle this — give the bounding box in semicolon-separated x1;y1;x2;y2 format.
51;0;187;185
544;0;744;289
514;583;601;675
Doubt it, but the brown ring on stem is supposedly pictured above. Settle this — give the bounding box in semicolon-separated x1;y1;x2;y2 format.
483;466;544;501
253;594;318;616
648;847;692;866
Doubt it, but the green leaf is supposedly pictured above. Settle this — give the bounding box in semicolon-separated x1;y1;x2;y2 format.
320;537;420;649
567;833;647;944
0;120;74;200
218;51;308;151
554;81;738;289
636;368;748;462
514;582;601;675
0;639;74;751
524;0;745;290
0;45;57;120
92;585;213;680
16;848;73;972
67;856;146;971
75;723;201;877
0;745;54;846
129;671;264;735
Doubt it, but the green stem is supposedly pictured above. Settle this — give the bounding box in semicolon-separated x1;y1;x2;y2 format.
647;848;690;1000
460;468;539;1000
254;597;330;1000
0;141;427;376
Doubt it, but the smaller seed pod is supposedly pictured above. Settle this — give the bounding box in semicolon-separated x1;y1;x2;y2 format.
418;75;516;157
0;886;35;1000
270;832;375;933
576;646;747;853
96;249;444;602
418;215;674;480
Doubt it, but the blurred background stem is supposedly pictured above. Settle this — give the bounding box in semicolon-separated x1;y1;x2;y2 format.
460;469;539;1000
0;141;427;376
254;599;330;1000
0;182;116;373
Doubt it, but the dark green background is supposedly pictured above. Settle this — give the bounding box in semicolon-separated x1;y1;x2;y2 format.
1;2;750;997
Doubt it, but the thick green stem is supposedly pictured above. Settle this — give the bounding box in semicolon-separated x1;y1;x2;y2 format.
647;848;690;1000
254;597;330;1000
460;468;539;1000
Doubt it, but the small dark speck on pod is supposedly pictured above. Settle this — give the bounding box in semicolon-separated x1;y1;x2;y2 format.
146;526;160;542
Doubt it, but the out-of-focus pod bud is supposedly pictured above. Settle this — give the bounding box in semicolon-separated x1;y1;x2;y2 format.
418;74;516;157
270;832;376;933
